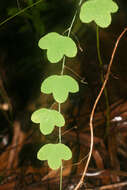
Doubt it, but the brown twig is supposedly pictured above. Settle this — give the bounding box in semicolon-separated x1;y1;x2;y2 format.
7;121;25;172
87;181;127;190
74;27;127;190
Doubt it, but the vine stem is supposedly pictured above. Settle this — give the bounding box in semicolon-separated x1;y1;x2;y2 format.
59;1;83;189
74;27;127;190
61;0;83;74
67;10;78;37
96;25;110;136
58;103;61;143
59;102;62;190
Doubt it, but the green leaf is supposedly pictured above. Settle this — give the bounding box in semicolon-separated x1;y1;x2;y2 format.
38;32;77;63
37;143;72;170
80;0;119;28
41;75;79;103
31;108;65;135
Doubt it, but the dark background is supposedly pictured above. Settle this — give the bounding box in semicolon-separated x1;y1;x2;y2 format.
0;0;127;189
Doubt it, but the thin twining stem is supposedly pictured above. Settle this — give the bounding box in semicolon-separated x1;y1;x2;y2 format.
74;27;127;190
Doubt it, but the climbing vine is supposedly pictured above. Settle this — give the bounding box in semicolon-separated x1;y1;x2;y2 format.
31;0;119;189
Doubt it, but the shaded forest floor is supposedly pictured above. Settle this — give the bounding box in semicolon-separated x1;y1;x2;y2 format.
0;0;127;189
0;98;127;190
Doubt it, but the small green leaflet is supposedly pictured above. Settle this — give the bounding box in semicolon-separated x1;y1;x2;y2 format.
37;143;72;170
41;75;79;103
38;32;77;63
80;0;118;28
31;108;65;135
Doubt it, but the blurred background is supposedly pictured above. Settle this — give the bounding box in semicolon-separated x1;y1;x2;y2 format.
0;0;127;189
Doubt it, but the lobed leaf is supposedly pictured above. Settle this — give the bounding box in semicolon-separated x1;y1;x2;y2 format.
31;108;65;135
80;0;119;28
41;75;79;103
38;32;77;63
37;143;72;170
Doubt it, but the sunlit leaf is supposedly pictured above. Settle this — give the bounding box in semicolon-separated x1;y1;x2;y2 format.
41;75;79;103
37;143;72;170
80;0;118;28
31;108;65;135
38;32;77;63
